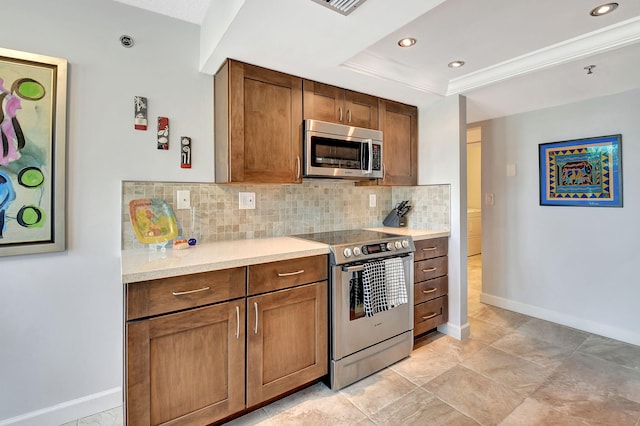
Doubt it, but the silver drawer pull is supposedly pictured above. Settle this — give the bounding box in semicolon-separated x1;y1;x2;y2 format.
422;247;437;251
277;269;305;277
422;267;437;273
422;288;437;294
422;312;438;320
172;286;210;296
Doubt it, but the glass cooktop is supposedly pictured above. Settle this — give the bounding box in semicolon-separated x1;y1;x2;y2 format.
293;229;398;247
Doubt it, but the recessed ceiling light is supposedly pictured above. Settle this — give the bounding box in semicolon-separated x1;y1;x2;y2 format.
397;37;417;48
448;60;465;68
590;2;618;16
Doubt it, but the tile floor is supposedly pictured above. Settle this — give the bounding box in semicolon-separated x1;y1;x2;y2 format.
68;255;640;425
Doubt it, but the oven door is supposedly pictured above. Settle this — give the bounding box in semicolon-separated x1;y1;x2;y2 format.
331;253;414;360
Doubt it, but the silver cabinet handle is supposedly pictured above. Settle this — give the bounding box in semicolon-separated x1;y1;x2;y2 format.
296;156;301;179
253;302;258;334
339;107;343;122
422;312;438;320
422;247;437;251
422;267;437;272
172;286;210;296
422;288;437;294
277;269;304;277
235;306;240;340
348;109;352;123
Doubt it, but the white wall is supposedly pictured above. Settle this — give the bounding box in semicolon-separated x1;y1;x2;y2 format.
420;95;469;339
479;89;640;345
0;0;213;424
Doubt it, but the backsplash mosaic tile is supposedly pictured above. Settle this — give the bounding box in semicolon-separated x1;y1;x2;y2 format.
122;181;450;250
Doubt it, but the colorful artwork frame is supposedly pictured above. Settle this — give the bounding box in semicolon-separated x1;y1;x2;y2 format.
539;134;622;207
0;48;67;256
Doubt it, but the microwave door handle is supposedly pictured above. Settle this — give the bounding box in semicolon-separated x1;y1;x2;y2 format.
363;139;373;175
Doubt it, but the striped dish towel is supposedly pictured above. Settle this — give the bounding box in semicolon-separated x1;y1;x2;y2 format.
384;257;407;307
362;260;388;317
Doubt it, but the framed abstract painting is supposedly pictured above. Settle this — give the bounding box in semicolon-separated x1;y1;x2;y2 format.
0;48;67;256
539;134;622;207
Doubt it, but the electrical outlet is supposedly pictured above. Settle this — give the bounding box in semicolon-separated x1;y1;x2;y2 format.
177;190;190;209
369;194;376;208
239;192;256;209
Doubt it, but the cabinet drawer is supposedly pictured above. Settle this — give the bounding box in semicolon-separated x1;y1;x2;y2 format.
126;267;246;320
414;256;448;282
414;296;448;337
414;237;448;261
414;276;448;305
248;255;328;295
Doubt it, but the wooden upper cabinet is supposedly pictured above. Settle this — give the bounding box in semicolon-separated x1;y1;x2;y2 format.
378;99;418;186
215;60;303;183
303;80;378;130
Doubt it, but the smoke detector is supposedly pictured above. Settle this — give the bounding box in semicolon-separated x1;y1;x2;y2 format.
311;0;368;16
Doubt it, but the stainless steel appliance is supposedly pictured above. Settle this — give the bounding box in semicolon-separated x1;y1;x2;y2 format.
303;119;383;179
294;229;414;390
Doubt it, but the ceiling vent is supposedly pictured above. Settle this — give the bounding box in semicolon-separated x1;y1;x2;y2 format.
311;0;368;16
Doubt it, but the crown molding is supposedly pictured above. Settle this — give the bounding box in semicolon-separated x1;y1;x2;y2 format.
447;17;640;95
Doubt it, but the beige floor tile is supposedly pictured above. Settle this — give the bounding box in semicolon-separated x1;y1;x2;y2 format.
390;347;458;386
369;387;479;426
469;316;512;345
339;368;419;417
77;407;123;426
262;382;367;425
578;334;640;371
413;333;487;363
532;352;640;425
424;365;525;426
491;331;575;369
515;317;590;350
469;305;531;330
499;397;600;426
462;346;554;395
224;408;273;425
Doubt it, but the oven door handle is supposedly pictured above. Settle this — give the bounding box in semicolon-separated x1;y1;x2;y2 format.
342;264;364;273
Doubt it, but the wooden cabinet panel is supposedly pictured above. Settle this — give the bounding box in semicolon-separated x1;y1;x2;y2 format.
414;276;448;305
246;281;328;407
378;99;417;186
303;80;378;129
414;256;448;282
414;296;448;337
126;301;245;426
215;60;303;183
414;237;448;261
126;267;246;320
248;255;328;295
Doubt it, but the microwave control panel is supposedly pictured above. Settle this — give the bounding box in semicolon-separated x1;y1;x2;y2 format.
372;144;382;170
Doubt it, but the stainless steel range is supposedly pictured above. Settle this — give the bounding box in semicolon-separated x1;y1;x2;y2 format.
294;229;415;390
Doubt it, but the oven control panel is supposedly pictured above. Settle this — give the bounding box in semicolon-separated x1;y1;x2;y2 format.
338;237;414;264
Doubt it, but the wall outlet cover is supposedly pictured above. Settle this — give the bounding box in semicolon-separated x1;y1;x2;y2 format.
177;190;190;209
239;192;256;209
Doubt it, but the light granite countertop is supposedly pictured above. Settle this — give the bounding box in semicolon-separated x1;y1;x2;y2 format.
121;228;449;283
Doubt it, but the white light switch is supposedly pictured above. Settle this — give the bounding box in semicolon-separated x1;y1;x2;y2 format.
369;194;376;208
239;192;256;209
177;190;190;209
486;193;495;206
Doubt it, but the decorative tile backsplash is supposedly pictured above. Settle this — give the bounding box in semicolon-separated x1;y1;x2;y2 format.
122;180;450;249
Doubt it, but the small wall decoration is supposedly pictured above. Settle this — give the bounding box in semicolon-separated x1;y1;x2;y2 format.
539;134;622;207
0;47;67;256
134;96;147;130
157;116;169;150
180;137;191;168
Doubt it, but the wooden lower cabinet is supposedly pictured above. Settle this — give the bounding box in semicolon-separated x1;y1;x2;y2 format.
246;281;328;407
413;238;449;339
126;301;245;425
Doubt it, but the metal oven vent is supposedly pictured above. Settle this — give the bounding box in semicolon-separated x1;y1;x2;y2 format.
310;0;368;16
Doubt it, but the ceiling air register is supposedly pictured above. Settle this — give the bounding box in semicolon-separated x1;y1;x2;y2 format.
311;0;368;15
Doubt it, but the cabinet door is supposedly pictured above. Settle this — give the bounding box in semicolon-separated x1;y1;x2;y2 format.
126;302;245;426
246;282;328;407
344;90;378;129
378;99;417;186
226;60;303;183
303;80;344;124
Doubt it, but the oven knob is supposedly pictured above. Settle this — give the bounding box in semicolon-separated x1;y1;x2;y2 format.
343;247;352;258
402;239;409;248
353;246;362;256
386;242;394;251
395;241;402;249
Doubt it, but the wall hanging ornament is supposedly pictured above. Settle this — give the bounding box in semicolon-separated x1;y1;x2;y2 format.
134;96;147;130
180;137;191;168
157;116;169;150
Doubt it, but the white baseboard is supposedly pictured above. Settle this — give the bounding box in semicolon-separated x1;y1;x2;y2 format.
480;293;640;346
0;387;122;426
438;321;471;340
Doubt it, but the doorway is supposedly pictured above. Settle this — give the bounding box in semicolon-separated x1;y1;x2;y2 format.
467;126;482;312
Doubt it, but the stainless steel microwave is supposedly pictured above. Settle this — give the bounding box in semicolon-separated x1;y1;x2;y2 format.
303;119;383;179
